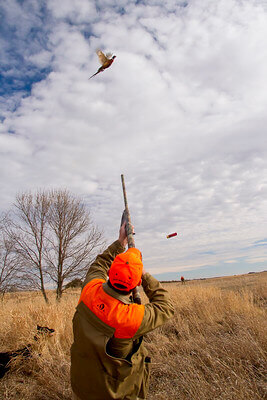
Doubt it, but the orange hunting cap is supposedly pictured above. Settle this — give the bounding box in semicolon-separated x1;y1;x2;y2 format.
109;248;143;292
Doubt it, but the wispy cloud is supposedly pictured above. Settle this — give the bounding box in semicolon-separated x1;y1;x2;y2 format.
1;0;267;278
254;239;267;246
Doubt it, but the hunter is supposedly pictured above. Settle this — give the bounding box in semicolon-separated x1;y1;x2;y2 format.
71;222;174;400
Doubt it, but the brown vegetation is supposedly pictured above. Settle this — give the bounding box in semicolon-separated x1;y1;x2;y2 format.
0;271;266;399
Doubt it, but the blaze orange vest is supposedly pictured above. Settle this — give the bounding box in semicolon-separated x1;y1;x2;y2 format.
78;279;145;339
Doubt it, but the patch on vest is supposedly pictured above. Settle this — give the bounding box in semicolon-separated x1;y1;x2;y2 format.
97;303;105;311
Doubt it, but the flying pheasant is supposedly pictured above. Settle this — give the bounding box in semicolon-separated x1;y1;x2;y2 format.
89;50;116;79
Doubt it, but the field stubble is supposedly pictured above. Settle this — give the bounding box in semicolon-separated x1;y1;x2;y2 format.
0;272;266;400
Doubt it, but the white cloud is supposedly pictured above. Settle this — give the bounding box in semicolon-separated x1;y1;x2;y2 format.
26;50;53;69
1;0;267;277
47;0;97;24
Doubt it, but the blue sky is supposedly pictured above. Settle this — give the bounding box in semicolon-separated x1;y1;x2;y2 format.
0;0;267;280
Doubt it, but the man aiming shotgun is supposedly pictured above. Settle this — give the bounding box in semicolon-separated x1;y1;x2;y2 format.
70;175;174;400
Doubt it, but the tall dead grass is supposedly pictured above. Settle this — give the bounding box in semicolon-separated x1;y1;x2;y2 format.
0;272;266;400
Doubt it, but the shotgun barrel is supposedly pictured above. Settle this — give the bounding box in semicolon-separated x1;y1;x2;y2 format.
121;174;142;304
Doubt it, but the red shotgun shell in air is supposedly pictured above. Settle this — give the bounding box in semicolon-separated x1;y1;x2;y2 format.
166;232;177;239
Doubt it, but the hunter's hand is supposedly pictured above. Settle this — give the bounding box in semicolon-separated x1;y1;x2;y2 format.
118;222;135;247
119;222;128;247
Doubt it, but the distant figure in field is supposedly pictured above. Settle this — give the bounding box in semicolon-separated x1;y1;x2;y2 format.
181;276;185;284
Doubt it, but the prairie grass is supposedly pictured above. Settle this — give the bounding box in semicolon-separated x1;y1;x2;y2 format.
0;272;266;400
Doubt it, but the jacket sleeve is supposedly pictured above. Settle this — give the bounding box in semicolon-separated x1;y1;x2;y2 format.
133;273;175;338
83;240;125;287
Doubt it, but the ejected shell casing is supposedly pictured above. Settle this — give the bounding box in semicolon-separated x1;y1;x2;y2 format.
167;232;177;239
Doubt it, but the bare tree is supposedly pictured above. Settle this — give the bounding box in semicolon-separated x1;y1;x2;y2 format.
3;192;51;303
45;189;104;301
2;189;104;301
0;233;20;300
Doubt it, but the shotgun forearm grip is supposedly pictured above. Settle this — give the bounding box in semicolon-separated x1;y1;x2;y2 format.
121;209;135;248
121;174;141;304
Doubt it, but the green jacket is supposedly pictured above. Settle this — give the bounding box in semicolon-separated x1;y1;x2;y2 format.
71;241;174;400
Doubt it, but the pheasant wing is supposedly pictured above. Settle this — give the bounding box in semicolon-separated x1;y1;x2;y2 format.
96;50;108;65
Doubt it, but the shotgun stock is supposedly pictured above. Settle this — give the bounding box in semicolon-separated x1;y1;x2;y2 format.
121;174;142;305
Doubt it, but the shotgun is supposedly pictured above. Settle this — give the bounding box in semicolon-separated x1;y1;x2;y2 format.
121;174;142;304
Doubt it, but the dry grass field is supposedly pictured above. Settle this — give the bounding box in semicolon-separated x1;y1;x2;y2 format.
0;271;266;400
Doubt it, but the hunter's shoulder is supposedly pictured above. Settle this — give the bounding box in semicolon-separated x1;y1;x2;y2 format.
109;240;125;253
